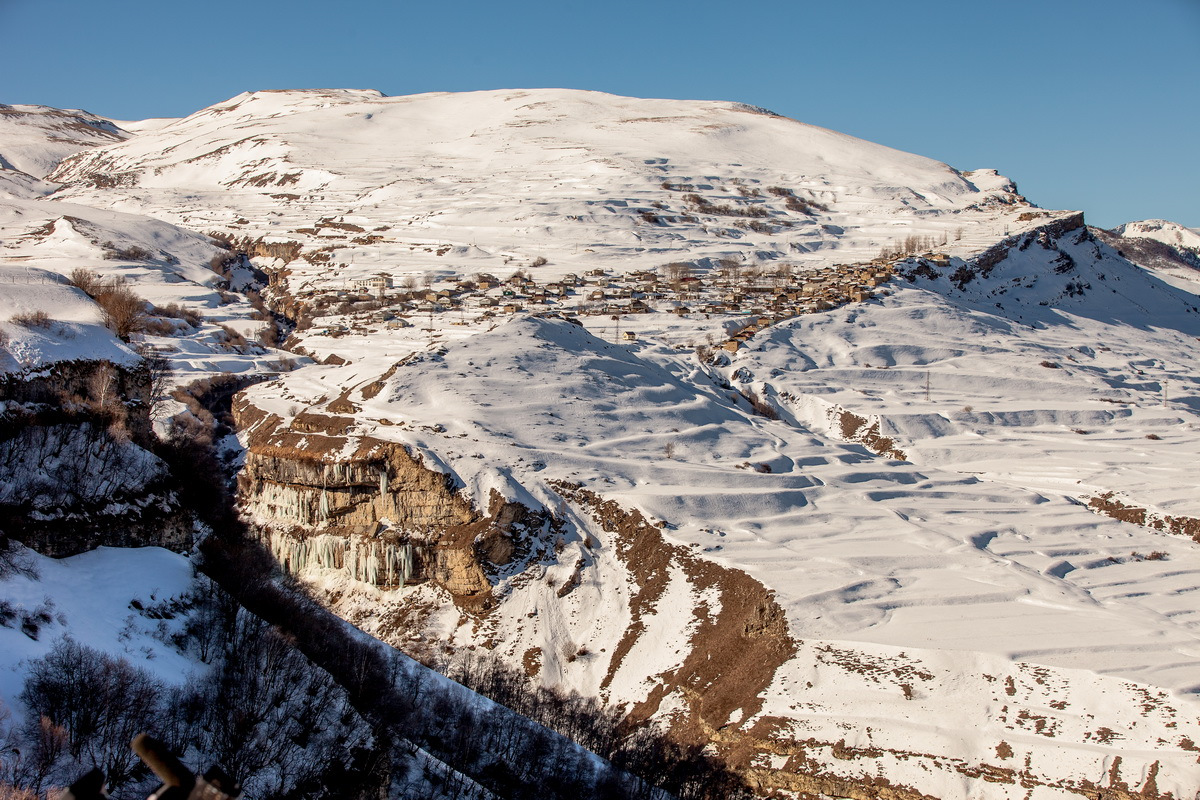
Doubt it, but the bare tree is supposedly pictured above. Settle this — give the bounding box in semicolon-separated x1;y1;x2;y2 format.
19;638;165;790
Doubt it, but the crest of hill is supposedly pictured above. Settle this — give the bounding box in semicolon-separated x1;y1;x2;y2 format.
49;87;1009;203
0;104;129;179
1113;219;1200;253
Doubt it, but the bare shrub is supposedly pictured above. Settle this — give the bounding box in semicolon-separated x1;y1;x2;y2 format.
1145;433;1162;440
530;256;548;268
1040;361;1060;369
741;389;779;419
256;324;280;347
151;303;203;328
9;311;51;330
215;325;247;348
91;280;147;341
67;268;103;297
101;242;153;261
140;317;181;336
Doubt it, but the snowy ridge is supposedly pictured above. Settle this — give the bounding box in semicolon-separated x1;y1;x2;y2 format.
0;104;128;180
1113;219;1200;256
47;88;1046;293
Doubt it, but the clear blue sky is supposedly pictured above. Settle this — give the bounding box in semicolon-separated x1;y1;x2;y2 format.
3;0;1197;228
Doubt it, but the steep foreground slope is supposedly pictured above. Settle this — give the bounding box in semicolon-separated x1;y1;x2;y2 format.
4;88;1200;798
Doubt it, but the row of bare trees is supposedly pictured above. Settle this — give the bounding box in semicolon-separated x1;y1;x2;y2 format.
1;584;374;799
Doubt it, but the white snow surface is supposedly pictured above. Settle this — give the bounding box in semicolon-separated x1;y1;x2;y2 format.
1114;219;1200;255
0;547;196;719
46;87;1046;292
8;88;1200;796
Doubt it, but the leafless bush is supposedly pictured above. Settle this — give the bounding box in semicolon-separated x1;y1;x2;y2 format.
69;275;150;341
1145;433;1162;440
215;325;247;348
152;303;204;327
741;389;779;419
9;311;51;330
19;638;165;790
682;193;768;218
140;317;181;336
256;324;280;347
67;268;103;297
1040;361;1060;369
530;256;548;268
101;242;153;262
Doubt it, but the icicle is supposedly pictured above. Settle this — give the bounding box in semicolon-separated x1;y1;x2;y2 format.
379;469;388;496
399;544;412;585
319;489;330;521
365;546;379;585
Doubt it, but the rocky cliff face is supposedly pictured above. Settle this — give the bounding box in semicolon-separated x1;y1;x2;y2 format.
233;396;546;602
0;359;193;555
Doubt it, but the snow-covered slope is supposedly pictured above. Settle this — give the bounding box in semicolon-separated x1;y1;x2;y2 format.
1113;219;1200;255
237;267;1200;796
0;104;128;180
47;88;1047;293
7;88;1200;798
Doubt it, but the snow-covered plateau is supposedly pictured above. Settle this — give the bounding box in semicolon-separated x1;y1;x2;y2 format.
3;88;1200;799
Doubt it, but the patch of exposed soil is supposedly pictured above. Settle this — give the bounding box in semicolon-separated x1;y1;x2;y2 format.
1088;492;1200;541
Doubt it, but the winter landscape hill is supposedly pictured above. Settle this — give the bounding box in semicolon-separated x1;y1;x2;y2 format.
3;88;1200;799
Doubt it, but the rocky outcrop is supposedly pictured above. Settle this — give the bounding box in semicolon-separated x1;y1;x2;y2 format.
1088;492;1200;542
234;395;547;602
0;360;193;555
1;358;154;444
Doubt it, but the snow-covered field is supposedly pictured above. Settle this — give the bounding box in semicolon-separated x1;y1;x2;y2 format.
4;87;1200;797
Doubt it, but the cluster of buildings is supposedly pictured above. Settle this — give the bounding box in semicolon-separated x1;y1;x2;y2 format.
321;259;906;344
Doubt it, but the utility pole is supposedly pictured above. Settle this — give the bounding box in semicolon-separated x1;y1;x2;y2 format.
925;370;931;402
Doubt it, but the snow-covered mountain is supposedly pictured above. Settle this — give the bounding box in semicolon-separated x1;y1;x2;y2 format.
46;88;1045;293
0;104;128;180
1113;219;1200;254
4;88;1200;799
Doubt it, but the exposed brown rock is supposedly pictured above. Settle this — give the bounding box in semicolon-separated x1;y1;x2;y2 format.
836;408;907;460
1088;492;1200;542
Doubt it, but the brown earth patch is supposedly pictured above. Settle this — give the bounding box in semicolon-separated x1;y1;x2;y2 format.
1088;492;1200;541
836;408;907;460
551;483;795;746
360;362;401;400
